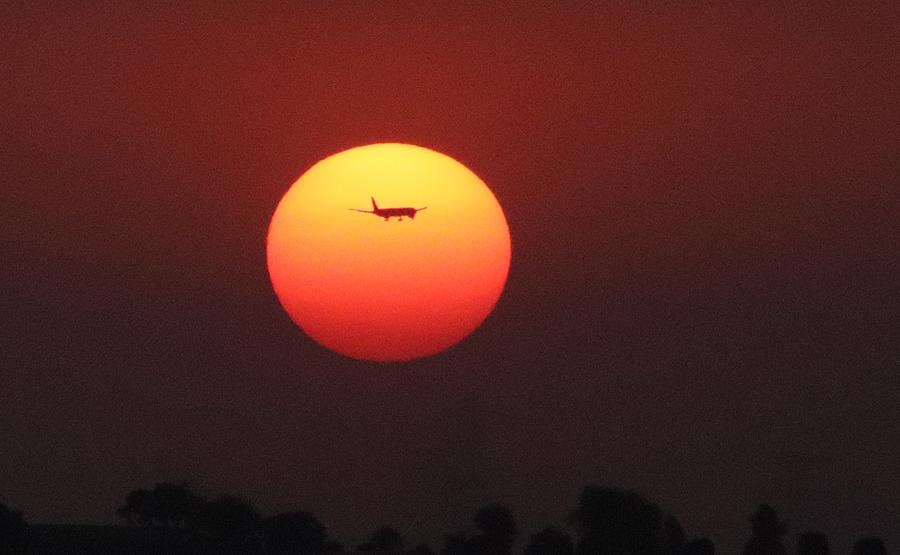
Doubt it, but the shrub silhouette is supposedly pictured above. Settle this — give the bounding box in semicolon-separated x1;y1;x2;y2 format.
409;543;434;555
851;538;886;555
523;526;574;555
472;503;516;555
118;482;205;528
570;485;683;555
797;532;828;555
439;503;517;555
0;502;27;555
741;505;787;555
683;538;715;555
262;510;330;555
358;525;404;554
441;532;472;555
196;494;261;540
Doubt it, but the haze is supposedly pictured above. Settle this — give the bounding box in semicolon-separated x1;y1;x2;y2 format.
1;3;898;554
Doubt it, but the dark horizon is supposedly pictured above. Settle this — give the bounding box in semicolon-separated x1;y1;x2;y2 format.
2;3;899;555
2;481;889;555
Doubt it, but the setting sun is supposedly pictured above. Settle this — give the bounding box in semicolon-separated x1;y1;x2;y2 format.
267;143;511;361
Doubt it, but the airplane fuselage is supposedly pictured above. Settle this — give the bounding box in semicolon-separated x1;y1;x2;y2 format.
374;207;420;220
349;197;427;221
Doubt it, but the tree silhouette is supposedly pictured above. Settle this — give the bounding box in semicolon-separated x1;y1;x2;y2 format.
441;532;473;555
851;538;886;555
438;503;517;555
262;510;330;555
22;480;890;555
682;538;715;555
797;532;828;555
358;525;404;554
662;514;687;555
741;505;787;555
197;494;261;540
570;485;683;555
118;482;206;528
472;503;516;555
523;526;574;555
0;502;27;555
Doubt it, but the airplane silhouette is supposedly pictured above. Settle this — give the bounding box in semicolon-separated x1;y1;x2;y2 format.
348;197;428;221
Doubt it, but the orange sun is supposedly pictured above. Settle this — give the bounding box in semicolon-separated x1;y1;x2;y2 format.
266;143;511;361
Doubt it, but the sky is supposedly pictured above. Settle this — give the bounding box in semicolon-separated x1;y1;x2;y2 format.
2;2;899;553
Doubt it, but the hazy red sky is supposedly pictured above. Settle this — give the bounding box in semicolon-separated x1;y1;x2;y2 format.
2;3;899;553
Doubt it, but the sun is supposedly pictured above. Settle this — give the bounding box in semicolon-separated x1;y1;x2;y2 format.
266;143;511;362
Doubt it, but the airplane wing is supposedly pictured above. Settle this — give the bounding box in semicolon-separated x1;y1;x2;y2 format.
348;208;374;213
416;206;428;211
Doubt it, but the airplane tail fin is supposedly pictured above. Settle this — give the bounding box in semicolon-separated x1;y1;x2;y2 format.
371;197;378;210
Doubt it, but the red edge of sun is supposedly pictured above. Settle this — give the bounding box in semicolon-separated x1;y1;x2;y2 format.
266;143;512;362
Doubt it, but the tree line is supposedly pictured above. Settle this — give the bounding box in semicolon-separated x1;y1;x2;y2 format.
0;483;888;555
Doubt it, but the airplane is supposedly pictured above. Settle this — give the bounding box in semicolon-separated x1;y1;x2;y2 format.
348;197;428;221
